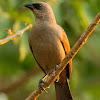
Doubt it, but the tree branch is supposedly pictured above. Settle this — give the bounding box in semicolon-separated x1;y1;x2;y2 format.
0;24;32;45
25;12;100;100
0;66;40;93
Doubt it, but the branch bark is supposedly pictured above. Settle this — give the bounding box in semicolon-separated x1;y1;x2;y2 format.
0;24;32;45
25;12;100;100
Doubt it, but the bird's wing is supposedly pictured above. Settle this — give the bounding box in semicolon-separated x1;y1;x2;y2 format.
29;41;46;74
60;27;72;79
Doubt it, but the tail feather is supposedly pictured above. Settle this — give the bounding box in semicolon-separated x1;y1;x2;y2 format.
55;80;73;100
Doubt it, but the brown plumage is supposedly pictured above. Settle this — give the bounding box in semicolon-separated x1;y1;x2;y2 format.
24;2;73;100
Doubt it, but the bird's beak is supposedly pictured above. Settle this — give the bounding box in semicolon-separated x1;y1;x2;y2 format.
23;3;34;10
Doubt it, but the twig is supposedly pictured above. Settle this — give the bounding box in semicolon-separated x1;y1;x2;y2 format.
0;66;40;93
25;12;100;100
0;24;32;45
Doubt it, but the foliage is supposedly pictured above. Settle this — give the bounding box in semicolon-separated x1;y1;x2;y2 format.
0;0;100;100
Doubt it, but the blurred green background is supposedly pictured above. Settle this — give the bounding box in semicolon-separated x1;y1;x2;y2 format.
0;0;100;100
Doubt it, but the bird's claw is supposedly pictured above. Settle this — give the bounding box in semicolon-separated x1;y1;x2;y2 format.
56;76;60;82
49;65;59;75
38;79;48;93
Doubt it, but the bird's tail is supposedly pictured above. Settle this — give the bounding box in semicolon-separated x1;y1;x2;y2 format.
55;80;73;100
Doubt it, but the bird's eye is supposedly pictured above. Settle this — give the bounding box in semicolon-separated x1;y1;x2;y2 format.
33;4;42;10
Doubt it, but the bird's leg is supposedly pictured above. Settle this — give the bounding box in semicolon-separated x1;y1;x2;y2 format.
48;65;60;82
39;65;59;92
38;76;48;93
49;65;59;75
48;65;59;82
49;65;59;82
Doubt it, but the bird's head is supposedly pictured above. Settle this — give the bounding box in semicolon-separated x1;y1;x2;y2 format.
23;2;56;23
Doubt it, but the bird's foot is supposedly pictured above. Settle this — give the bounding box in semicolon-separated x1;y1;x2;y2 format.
38;78;48;93
56;76;60;82
49;65;59;75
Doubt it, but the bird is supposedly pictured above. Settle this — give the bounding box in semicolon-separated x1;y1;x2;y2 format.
23;1;73;100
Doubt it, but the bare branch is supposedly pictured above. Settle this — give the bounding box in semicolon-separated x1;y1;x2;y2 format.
25;12;100;100
0;24;32;45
